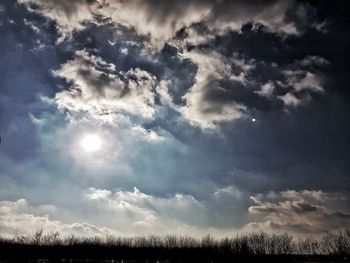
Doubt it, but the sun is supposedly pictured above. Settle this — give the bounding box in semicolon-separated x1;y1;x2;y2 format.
80;134;102;152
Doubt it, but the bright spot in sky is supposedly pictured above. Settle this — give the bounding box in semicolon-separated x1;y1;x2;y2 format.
252;118;256;122
81;134;102;152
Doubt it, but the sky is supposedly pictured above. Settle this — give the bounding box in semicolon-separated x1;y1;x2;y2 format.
0;0;349;237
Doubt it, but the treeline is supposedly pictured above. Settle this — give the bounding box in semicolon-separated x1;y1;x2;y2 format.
0;230;349;262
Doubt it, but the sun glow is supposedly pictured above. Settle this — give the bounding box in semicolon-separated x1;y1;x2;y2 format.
80;134;102;152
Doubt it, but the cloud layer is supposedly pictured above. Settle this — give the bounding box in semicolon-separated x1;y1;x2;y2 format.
18;0;318;44
246;190;350;234
0;0;349;237
2;189;349;237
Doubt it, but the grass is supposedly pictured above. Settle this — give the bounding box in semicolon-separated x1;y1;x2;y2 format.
0;230;349;262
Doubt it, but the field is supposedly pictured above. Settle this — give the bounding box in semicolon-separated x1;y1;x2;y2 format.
1;230;349;262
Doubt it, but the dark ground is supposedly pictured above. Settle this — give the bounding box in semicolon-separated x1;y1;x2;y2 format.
1;231;349;262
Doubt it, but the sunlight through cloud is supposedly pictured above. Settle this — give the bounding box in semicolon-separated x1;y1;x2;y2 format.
81;134;102;152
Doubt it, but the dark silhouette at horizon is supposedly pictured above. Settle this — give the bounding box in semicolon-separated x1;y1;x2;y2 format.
1;230;349;262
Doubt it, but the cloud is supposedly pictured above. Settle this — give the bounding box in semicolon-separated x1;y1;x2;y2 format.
83;186;219;235
23;18;40;33
130;126;167;142
1;0;350;241
18;0;317;45
3;188;346;237
299;55;330;67
255;82;275;98
15;1;329;130
284;70;324;93
277;68;324;107
0;185;246;238
0;199;119;237
83;185;249;234
54;49;166;119
180;51;247;129
178;49;327;128
17;0;97;42
213;186;243;199
244;190;350;234
84;187;205;227
278;92;309;107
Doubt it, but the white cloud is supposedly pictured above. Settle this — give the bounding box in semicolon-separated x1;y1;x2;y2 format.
0;199;119;237
180;51;247;129
83;186;206;234
283;70;324;93
0;186;245;238
213;186;242;199
120;47;128;55
18;0;315;46
81;185;249;236
244;190;350;234
99;0;210;47
279;189;337;202
293;72;324;93
85;188;112;200
278;69;324;107
278;92;308;107
256;82;275;98
18;0;96;42
54;50;164;119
